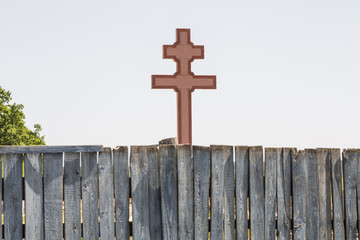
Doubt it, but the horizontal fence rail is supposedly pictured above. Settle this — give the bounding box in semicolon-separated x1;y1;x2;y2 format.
0;145;357;239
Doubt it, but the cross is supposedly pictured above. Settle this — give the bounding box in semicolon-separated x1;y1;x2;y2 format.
152;29;216;145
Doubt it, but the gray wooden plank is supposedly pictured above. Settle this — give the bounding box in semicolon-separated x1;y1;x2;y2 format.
292;150;307;240
147;145;162;240
210;145;234;239
210;145;225;239
99;148;115;240
356;149;360;239
223;146;235;240
317;148;332;240
25;153;44;240
0;145;103;154
64;152;81;239
277;148;294;240
235;146;249;240
249;146;264;240
343;149;358;239
177;144;194;240
43;153;63;240
306;149;319;239
160;144;178;240
113;146;130;240
3;153;23;240
330;148;345;240
81;152;99;240
130;146;150;240
265;148;278;240
193;146;210;240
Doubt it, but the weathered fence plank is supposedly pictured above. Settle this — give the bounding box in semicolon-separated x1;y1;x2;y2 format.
235;146;249;240
211;145;235;239
0;145;102;153
99;148;115;240
44;153;63;240
64;152;81;239
81;152;99;240
306;149;319;239
131;146;150;240
4;153;23;240
193;146;210;240
330;148;345;240
223;146;235;240
265;148;278;240
177;145;194;240
343;149;358;239
293;150;307;240
249;146;264;240
160;144;178;240
357;149;360;238
317;148;332;240
147;145;162;240
25;153;44;240
210;145;226;239
114;146;130;240
277;148;293;240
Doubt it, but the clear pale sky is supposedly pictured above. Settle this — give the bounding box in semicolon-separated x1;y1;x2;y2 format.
0;1;359;149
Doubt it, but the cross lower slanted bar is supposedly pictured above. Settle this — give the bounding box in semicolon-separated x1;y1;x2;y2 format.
152;29;216;144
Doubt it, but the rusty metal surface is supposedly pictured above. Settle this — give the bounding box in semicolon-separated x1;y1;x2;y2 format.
152;29;216;144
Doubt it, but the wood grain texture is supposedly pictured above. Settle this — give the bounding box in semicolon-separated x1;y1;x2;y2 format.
292;150;307;240
3;144;358;239
356;149;360;239
306;149;319;239
4;153;23;240
81;152;99;240
210;145;225;240
277;148;294;240
223;146;235;240
43;153;63;240
210;145;234;239
0;145;102;153
25;153;44;240
177;145;194;240
235;146;249;240
160;144;178;240
343;149;358;240
64;152;81;240
317;148;332;240
131;146;150;240
330;149;345;240
113;146;130;240
249;146;264;240
193;146;210;240
147;145;162;240
265;148;278;240
99;148;115;240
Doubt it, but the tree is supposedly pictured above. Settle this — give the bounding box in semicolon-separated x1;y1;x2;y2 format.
0;86;45;145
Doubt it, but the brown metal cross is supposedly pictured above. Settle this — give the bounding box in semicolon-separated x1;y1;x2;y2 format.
152;29;216;145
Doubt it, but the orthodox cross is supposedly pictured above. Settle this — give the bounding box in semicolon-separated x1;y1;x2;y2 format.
152;29;216;144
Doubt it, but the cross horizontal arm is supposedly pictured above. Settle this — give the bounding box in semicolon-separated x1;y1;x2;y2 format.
192;75;216;89
152;75;177;89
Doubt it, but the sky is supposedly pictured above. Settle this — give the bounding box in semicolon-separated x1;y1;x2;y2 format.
0;1;359;149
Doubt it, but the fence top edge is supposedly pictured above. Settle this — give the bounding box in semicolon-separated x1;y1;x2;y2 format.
0;145;103;154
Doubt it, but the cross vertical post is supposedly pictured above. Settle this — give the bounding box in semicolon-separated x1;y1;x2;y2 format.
152;29;216;145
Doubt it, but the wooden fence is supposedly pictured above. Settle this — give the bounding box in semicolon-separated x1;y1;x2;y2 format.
0;145;358;239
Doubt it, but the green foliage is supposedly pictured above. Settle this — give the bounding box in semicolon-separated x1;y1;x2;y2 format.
0;86;45;145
